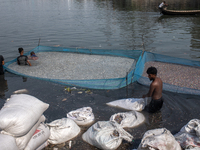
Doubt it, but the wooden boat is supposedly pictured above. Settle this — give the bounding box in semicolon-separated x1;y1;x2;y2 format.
160;8;200;15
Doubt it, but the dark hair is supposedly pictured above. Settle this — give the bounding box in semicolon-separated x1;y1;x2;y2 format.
30;51;35;55
18;47;24;53
146;66;157;75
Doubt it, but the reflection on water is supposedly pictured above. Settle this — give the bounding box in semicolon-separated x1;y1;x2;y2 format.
0;0;200;62
22;77;27;82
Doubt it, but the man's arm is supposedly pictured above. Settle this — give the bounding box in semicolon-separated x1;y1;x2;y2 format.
142;83;155;98
1;56;4;65
27;60;32;66
17;57;20;65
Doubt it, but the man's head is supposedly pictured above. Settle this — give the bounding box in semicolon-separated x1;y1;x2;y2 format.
18;48;24;54
30;51;35;56
146;66;157;81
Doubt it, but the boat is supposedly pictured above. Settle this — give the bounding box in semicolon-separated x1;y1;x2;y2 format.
160;8;200;15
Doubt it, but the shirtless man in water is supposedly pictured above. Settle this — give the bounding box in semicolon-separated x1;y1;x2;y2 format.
142;66;163;113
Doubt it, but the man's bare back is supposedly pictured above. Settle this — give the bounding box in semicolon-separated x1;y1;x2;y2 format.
150;77;163;100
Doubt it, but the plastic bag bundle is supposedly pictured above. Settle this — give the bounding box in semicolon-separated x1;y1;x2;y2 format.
47;118;81;144
137;128;182;150
174;119;200;149
106;97;151;111
109;111;145;128
82;121;133;150
67;107;95;126
0;134;19;150
0;94;49;137
15;115;46;150
24;123;50;150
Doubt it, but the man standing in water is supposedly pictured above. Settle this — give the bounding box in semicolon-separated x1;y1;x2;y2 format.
17;48;31;66
0;55;4;75
142;66;163;113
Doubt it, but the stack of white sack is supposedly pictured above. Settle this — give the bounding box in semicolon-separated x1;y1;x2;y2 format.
0;134;19;150
106;97;151;111
47;118;81;144
174;119;200;149
109;111;145;128
137;128;182;150
0;94;49;150
67;107;95;126
82;121;133;150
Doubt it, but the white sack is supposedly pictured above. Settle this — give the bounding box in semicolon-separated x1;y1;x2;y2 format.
47;118;81;144
0;94;49;137
15;115;46;150
106;97;151;111
185;148;200;150
36;141;48;150
67;107;95;126
174;119;200;149
137;128;182;150
109;111;145;128
82;121;133;150
0;134;19;150
25;123;50;150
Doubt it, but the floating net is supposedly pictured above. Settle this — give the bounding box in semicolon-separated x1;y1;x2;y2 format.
135;52;200;95
4;46;200;95
4;46;142;90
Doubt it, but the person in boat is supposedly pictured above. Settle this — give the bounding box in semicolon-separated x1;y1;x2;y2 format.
0;55;4;75
142;66;163;113
158;1;168;10
29;51;38;60
17;47;32;66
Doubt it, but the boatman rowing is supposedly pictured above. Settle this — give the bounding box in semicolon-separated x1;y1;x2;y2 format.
159;1;168;10
142;66;164;113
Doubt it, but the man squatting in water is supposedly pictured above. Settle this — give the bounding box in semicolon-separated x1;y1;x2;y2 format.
142;66;164;113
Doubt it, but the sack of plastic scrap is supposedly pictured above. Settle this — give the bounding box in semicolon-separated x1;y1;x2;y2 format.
47;118;81;144
24;123;50;150
15;115;46;150
109;111;145;128
137;128;182;150
174;119;200;149
185;148;200;150
82;121;133;150
0;94;49;137
67;107;95;126
106;97;151;111
36;141;48;150
0;134;19;150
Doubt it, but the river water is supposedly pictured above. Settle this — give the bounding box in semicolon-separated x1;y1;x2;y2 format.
0;0;200;149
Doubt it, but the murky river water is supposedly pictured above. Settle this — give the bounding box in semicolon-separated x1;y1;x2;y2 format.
0;0;200;149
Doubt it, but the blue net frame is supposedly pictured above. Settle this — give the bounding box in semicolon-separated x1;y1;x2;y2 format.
135;52;200;95
4;45;142;90
4;46;200;95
